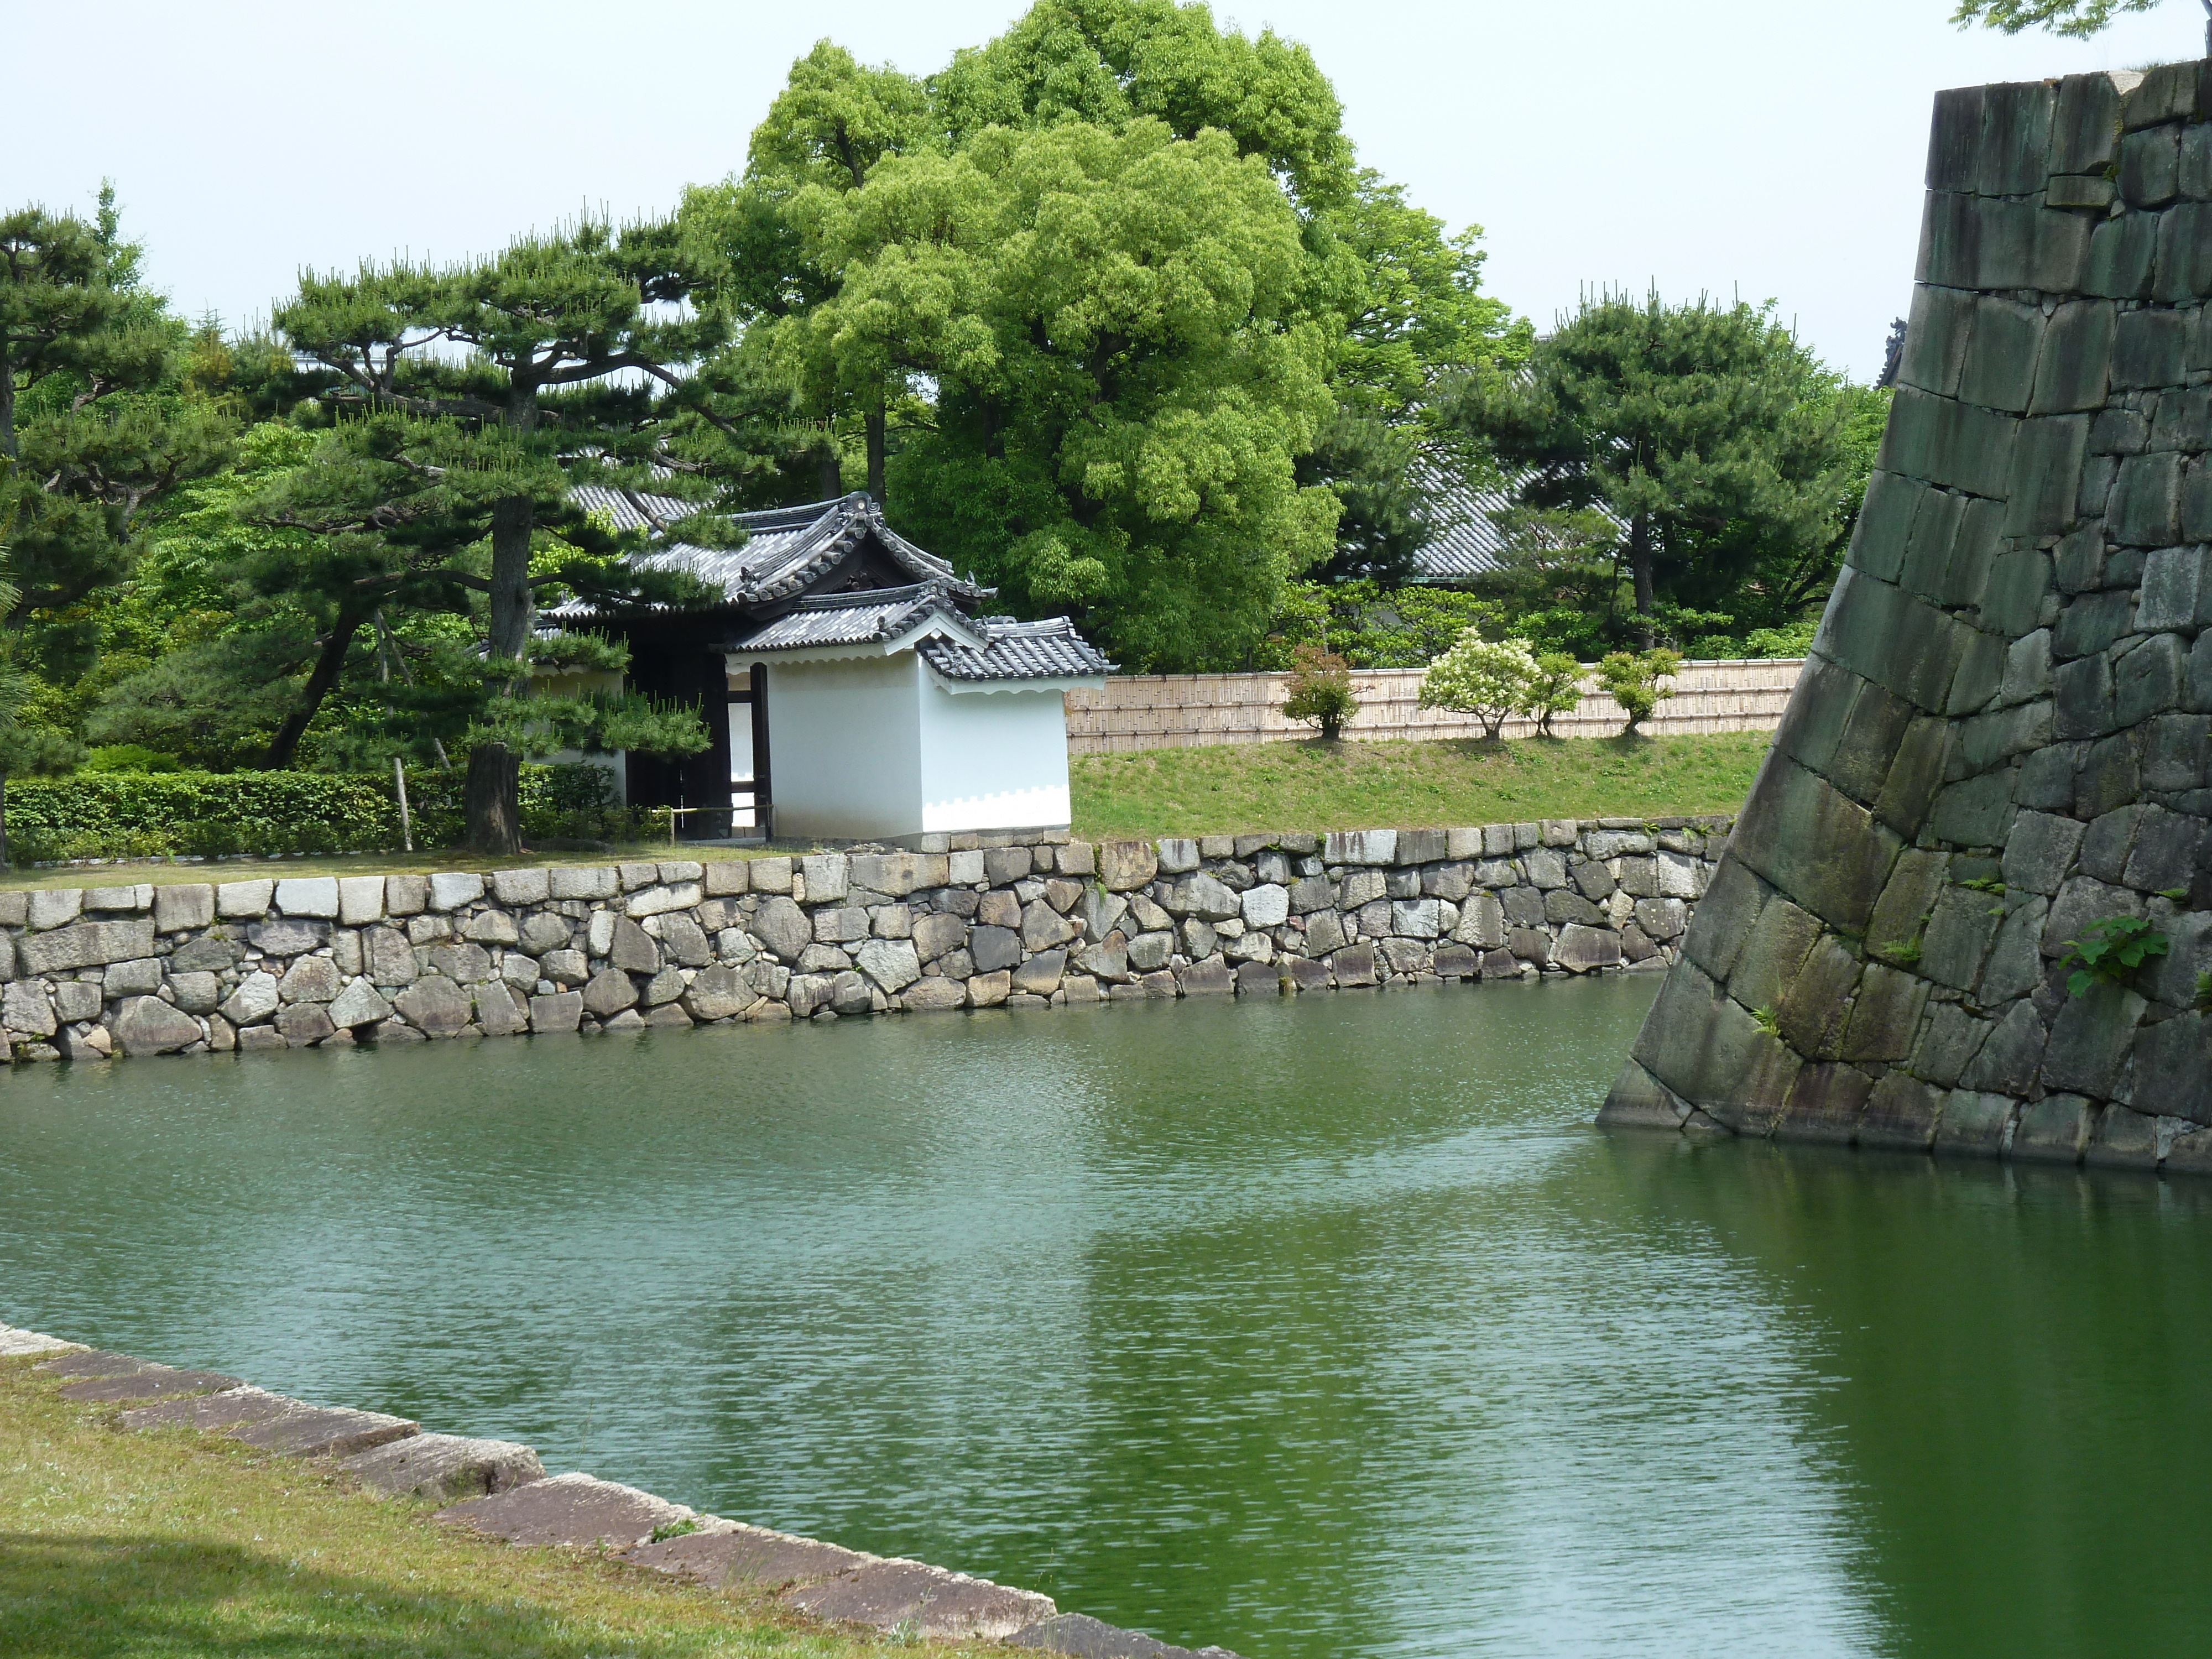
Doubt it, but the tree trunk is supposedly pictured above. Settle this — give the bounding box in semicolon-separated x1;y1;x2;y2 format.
260;607;367;769
817;439;842;500
0;772;10;869
1628;513;1655;648
463;745;521;855
0;340;16;461
865;395;886;505
466;493;536;853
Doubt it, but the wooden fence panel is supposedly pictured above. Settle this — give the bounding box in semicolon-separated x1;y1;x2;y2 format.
1064;659;1803;754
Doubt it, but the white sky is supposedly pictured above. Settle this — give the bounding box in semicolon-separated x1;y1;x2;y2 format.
11;0;2200;382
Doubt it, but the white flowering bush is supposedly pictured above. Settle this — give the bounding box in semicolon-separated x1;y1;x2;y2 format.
1418;632;1542;740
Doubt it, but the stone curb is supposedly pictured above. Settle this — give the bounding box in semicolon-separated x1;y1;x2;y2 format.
2;1317;1243;1655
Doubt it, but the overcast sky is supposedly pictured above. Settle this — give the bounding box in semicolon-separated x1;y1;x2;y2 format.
11;0;2199;381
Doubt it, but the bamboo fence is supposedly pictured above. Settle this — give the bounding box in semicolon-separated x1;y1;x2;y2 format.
1065;659;1804;755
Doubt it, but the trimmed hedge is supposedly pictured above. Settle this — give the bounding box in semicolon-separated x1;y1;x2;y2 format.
3;762;634;862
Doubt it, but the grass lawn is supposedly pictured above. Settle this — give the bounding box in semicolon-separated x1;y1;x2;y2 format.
0;1355;999;1659
0;842;778;896
1070;732;1772;840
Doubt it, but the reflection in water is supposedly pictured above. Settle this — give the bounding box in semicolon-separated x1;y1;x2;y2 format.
1;979;2201;1658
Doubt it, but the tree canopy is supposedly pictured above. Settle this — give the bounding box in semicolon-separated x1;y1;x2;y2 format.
1453;291;1859;653
687;0;1521;670
269;219;735;849
1951;0;2160;36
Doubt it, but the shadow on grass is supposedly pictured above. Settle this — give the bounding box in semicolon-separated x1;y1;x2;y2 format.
0;1532;707;1659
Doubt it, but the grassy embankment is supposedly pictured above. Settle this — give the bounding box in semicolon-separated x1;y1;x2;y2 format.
1070;732;1772;840
0;1357;995;1659
0;733;1773;891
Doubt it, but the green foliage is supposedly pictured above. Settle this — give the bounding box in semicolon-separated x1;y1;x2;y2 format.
1279;643;1359;739
1;191;236;625
0;760;629;863
1295;412;1441;587
1595;648;1682;734
2196;971;2212;1013
1952;0;2156;35
1418;632;1540;739
2057;914;2169;997
1527;651;1585;737
272;220;731;845
1454;291;1863;651
1740;619;1818;659
701;2;1521;669
776;115;1340;670
1260;580;1506;669
1752;1005;1781;1037
81;744;179;773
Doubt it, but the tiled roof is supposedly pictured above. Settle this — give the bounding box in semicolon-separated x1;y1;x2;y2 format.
556;488;985;617
729;585;958;652
918;615;1114;681
1407;459;1628;586
1408;460;1508;582
727;586;1113;682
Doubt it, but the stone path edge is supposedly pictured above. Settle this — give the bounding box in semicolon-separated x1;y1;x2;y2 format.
0;1317;1240;1657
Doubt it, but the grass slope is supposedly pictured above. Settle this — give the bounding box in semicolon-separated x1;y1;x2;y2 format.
1071;733;1771;840
0;1357;997;1659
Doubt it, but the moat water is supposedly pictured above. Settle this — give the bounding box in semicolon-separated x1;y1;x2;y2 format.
3;978;2207;1659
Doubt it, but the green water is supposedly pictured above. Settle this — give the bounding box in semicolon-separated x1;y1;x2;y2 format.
3;979;2208;1659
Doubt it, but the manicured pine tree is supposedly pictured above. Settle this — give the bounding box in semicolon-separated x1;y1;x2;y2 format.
1;191;233;623
275;218;738;852
1455;291;1847;649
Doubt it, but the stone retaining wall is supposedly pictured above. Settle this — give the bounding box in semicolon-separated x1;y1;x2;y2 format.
1603;65;2212;1176
0;816;1731;1063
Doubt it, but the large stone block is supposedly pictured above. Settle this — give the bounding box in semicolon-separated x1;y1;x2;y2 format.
1156;872;1241;921
1959;296;2042;414
4;981;58;1038
750;896;812;963
111;996;204;1057
395;976;476;1034
427;872;484;911
969;925;1022;974
1728;759;1901;934
19;918;156;975
2013;1094;2095;1162
1839;964;1931;1063
2031;300;2115;413
1630;961;1801;1116
1324;829;1396;865
153;884;215;932
2110;450;2184;545
1777;935;1862;1061
1096;841;1157;892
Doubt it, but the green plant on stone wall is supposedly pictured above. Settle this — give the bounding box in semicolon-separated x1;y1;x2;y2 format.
2057;915;2168;997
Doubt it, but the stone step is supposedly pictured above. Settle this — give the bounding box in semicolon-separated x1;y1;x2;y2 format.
622;1520;869;1590
0;1324;75;1357
1008;1612;1244;1658
232;1402;418;1459
436;1471;695;1549
117;1385;419;1460
121;1386;300;1434
782;1557;1056;1641
35;1348;158;1379
339;1433;545;1500
58;1365;242;1402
